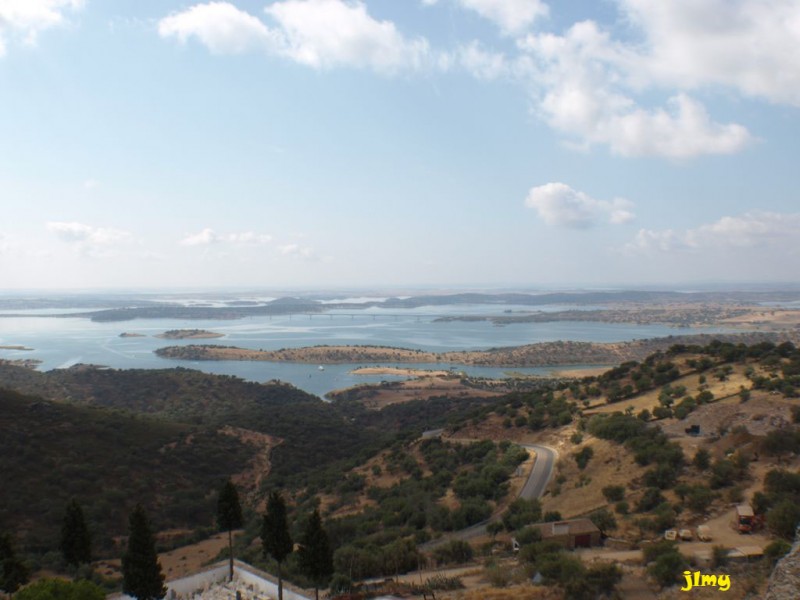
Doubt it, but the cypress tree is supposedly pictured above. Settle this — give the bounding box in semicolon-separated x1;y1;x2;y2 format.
261;491;293;600
216;479;243;582
122;505;166;600
298;509;333;600
60;499;92;569
0;531;29;594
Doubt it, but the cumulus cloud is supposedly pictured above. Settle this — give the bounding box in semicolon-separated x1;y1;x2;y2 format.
424;0;548;36
519;22;752;158
159;0;434;73
0;0;83;55
47;221;131;245
618;0;800;107
266;0;433;71
180;228;272;246
158;2;278;55
626;211;800;254
525;182;634;228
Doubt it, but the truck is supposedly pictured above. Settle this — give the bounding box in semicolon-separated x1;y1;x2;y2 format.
735;504;755;533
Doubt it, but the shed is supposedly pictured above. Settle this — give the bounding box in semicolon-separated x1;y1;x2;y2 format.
532;518;601;549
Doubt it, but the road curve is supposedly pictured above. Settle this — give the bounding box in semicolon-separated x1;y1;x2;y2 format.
420;442;558;549
519;444;557;500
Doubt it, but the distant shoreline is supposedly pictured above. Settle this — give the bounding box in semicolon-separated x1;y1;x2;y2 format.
155;329;225;340
154;331;799;368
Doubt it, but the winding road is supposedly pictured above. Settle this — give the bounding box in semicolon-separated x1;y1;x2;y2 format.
420;443;558;549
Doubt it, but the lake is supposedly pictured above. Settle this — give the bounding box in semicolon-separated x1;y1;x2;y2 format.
0;303;733;397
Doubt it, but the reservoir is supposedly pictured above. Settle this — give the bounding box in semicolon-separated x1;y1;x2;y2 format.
0;303;734;397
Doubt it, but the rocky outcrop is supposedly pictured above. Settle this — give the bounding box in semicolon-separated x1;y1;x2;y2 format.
764;535;800;600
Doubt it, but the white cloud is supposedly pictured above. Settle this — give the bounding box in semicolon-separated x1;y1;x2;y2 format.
519;22;752;158
618;0;800;107
158;2;278;55
626;211;800;254
159;1;434;73
180;228;272;246
46;221;131;245
278;243;316;259
424;0;548;35
456;41;508;80
0;0;83;55
265;0;433;72
525;182;634;228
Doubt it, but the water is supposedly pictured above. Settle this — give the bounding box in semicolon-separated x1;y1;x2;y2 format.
0;304;733;397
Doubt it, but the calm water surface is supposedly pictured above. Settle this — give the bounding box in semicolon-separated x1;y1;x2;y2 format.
0;304;732;397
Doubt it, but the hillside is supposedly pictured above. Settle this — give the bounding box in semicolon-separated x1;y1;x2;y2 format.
0;388;254;558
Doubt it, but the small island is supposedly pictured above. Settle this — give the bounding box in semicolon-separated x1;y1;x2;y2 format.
155;329;225;340
118;332;146;338
0;345;33;351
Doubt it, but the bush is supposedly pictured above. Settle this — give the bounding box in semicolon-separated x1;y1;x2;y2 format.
14;579;105;600
431;540;473;566
764;540;792;565
573;446;594;470
602;485;625;503
767;500;800;539
648;548;686;588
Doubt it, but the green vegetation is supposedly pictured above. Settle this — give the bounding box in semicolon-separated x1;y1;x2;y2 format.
0;531;29;594
13;579;106;600
60;500;91;569
298;509;334;600
217;479;243;582
0;387;252;557
122;505;166;600
262;492;293;600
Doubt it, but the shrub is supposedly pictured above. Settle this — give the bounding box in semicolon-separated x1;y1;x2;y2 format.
602;485;625;503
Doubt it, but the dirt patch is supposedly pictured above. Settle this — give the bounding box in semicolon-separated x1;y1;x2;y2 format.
219;426;282;511
95;532;235;582
330;375;504;410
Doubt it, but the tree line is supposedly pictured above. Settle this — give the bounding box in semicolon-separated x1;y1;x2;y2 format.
1;480;333;600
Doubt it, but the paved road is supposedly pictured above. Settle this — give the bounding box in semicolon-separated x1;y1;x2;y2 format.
519;444;557;500
420;443;557;549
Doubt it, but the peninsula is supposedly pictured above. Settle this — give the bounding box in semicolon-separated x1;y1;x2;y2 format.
154;331;799;368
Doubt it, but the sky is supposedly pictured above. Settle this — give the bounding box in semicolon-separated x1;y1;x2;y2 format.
1;0;799;291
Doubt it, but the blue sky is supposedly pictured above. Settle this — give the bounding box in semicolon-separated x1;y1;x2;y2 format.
1;0;799;290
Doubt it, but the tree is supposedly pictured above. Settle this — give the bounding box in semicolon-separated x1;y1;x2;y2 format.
216;479;243;582
262;491;293;600
60;499;92;569
298;509;333;600
14;578;105;600
122;504;166;600
0;531;29;594
767;500;800;540
589;508;617;535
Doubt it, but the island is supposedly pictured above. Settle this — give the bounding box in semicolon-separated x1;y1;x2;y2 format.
118;332;146;338
153;331;800;368
0;345;33;351
155;329;225;340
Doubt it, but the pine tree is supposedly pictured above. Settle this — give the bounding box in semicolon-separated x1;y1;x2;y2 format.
261;491;293;600
60;499;92;569
298;509;333;600
216;479;243;582
122;505;166;600
0;531;29;594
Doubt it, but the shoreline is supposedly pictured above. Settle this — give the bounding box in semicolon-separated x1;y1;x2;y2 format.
153;331;800;369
